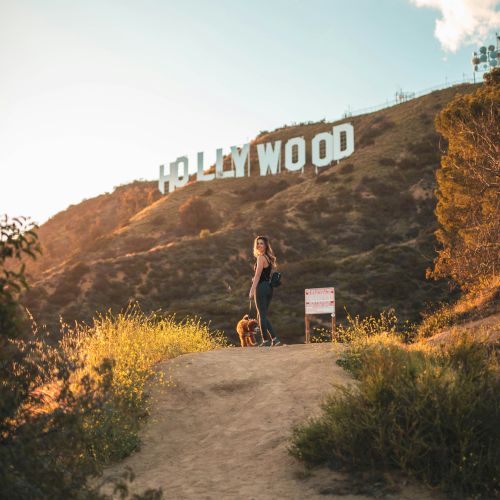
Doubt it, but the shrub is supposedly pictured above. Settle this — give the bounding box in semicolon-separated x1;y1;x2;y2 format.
151;214;167;225
378;157;396;166
314;174;331;184
0;216;134;498
309;212;347;232
122;236;157;254
397;157;418;170
358;118;396;147
332;309;410;344
290;333;500;498
338;163;354;174
296;196;330;214
49;280;80;306
234;180;289;202
419;111;431;124
178;195;221;234
357;176;394;197
416;302;456;338
406;133;441;165
65;262;90;285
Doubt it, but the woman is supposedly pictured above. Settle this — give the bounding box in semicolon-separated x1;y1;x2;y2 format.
248;235;281;347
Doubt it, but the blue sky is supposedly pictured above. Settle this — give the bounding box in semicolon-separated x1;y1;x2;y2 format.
1;0;498;224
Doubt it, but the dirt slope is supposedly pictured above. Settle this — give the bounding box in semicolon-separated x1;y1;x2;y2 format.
101;344;438;499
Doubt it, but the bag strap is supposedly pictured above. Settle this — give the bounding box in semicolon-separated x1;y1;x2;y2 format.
268;256;275;280
264;254;271;269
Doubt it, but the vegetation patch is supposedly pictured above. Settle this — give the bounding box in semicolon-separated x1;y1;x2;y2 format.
178;195;221;234
358;117;395;147
290;323;500;498
338;163;354;174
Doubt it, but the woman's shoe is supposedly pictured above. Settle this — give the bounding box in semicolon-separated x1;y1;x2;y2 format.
271;336;281;346
258;339;271;347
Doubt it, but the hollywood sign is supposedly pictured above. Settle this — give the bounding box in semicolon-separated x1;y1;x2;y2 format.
158;123;354;194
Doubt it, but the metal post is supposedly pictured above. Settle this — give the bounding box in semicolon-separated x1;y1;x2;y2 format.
331;314;336;342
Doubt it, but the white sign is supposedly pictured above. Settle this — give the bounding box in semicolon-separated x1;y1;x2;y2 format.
159;123;354;194
305;287;335;315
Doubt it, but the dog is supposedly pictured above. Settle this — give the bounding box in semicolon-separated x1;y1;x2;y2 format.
236;314;259;347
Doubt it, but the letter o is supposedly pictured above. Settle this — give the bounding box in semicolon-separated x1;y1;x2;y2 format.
312;132;333;167
285;137;306;172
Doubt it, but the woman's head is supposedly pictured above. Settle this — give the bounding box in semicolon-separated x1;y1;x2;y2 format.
253;235;276;266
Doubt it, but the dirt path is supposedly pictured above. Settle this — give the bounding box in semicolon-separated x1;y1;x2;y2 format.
101;344;437;499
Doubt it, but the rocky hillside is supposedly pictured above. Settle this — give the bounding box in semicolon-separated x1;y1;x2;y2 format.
22;83;479;343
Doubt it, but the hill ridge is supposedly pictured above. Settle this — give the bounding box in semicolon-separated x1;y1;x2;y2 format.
22;84;479;341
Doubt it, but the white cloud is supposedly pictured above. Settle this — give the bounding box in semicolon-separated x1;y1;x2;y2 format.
410;0;500;52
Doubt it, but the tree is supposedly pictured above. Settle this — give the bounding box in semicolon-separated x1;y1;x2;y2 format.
429;69;500;291
0;215;162;499
0;215;41;341
178;195;221;234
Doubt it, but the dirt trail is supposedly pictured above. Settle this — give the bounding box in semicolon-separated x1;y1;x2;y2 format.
102;344;436;499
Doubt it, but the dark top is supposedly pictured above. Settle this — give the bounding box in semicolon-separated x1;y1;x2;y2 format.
255;255;272;283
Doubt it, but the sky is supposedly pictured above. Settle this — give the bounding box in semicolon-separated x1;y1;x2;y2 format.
1;0;499;225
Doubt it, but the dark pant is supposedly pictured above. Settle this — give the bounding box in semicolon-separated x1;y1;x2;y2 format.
255;281;275;341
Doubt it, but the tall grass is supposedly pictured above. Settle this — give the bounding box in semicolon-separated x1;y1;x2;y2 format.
313;309;416;344
59;303;227;464
290;330;499;498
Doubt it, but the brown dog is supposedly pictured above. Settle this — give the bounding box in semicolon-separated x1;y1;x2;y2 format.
236;314;259;347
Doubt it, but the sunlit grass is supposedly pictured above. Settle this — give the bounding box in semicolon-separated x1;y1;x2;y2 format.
57;302;227;463
311;309;417;344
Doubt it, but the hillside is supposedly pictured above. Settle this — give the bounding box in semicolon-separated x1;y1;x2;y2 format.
22;83;481;342
22;180;162;277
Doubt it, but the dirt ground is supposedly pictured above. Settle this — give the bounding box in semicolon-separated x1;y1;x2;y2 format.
100;343;440;499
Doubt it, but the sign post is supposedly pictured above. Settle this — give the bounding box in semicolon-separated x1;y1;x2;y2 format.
304;287;336;343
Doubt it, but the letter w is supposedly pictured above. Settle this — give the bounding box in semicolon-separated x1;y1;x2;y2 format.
257;141;281;176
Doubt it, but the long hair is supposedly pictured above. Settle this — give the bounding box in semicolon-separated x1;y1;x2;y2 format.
253;235;277;269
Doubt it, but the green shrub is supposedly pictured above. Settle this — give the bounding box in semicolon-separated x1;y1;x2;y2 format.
290;333;500;498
